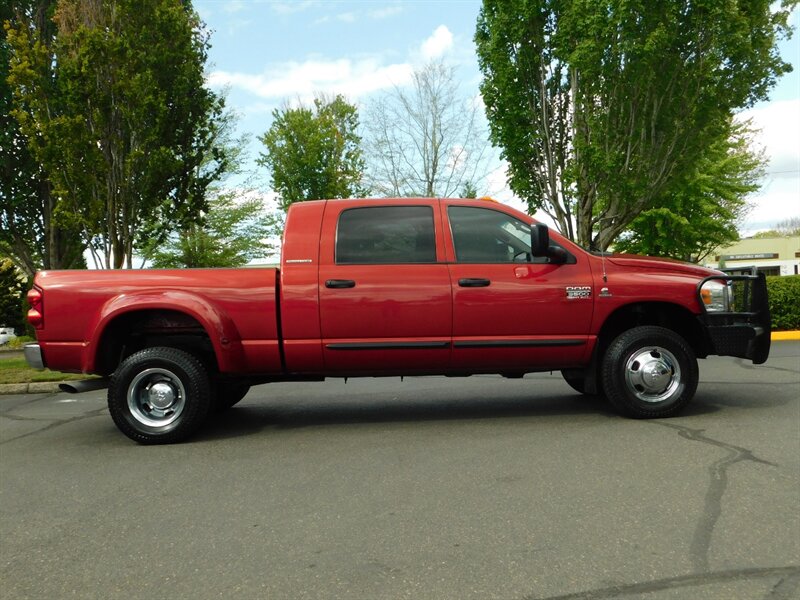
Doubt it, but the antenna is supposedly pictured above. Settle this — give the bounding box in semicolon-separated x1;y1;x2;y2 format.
591;216;616;283
601;249;608;283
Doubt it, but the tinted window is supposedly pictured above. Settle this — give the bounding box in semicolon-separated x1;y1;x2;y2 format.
336;206;437;264
448;206;533;263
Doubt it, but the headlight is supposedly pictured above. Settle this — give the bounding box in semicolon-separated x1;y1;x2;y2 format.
700;280;731;312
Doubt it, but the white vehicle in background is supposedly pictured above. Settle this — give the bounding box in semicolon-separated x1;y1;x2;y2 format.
0;327;17;346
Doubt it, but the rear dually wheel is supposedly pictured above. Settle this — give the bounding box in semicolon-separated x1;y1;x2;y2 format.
108;346;211;444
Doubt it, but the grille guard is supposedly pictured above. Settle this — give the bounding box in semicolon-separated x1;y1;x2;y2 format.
696;273;771;364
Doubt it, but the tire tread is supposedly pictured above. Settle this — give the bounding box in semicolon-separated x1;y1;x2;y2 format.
108;346;211;444
601;326;698;419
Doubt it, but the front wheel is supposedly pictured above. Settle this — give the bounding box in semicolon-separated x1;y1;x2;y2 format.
601;326;698;418
108;347;211;444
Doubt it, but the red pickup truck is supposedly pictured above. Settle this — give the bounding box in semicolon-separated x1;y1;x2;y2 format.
25;198;771;444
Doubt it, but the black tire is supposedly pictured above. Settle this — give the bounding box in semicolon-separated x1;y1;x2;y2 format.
601;326;698;418
213;381;250;412
108;346;211;444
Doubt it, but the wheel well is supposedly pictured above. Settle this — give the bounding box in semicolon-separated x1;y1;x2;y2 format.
95;309;218;376
596;302;710;360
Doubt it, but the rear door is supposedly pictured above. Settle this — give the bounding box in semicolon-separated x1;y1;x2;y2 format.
444;202;595;372
318;200;452;374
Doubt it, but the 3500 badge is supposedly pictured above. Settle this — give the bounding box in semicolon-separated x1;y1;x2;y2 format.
566;286;592;299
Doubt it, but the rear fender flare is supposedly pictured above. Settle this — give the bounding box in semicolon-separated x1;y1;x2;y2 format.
85;291;244;373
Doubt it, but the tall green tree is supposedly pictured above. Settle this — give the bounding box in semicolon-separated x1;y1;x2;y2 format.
614;119;764;262
135;100;246;264
6;0;226;269
258;94;366;211
140;111;278;269
1;1;85;277
475;0;796;251
140;192;277;268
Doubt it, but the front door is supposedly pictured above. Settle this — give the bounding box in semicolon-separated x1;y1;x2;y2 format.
444;203;595;372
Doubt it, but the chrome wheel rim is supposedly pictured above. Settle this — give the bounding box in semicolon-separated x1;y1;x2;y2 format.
127;368;186;428
624;346;683;404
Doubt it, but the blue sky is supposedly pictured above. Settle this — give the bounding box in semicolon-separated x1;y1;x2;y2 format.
196;0;800;234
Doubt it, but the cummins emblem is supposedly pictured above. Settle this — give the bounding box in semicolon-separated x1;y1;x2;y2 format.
566;286;592;299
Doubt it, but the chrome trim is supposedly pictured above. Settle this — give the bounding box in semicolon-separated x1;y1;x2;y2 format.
566;286;592;299
623;346;683;403
24;343;44;370
127;367;186;429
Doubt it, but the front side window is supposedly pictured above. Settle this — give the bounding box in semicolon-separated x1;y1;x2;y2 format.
336;206;437;264
448;206;533;263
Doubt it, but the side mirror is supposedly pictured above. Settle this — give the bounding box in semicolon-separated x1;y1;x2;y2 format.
547;245;568;264
531;223;549;256
531;223;568;264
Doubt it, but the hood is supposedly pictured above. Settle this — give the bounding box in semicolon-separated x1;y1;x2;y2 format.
607;253;722;278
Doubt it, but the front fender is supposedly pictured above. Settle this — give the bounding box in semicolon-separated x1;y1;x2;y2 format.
85;290;245;373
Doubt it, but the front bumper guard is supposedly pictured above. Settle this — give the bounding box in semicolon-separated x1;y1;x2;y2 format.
696;273;771;365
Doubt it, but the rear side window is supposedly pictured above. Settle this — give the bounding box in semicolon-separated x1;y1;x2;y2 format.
336;206;437;264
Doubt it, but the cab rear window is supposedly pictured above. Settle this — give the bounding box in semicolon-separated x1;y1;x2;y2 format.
336;206;436;264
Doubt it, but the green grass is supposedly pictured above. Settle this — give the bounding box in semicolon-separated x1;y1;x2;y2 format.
0;358;89;385
5;336;35;349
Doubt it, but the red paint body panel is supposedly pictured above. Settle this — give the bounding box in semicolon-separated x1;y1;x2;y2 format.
441;200;595;370
33;269;280;374
317;199;453;373
280;201;326;373
588;262;708;339
32;198;725;378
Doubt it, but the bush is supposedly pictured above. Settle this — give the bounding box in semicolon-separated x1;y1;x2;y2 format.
0;258;26;334
767;275;800;331
6;336;35;350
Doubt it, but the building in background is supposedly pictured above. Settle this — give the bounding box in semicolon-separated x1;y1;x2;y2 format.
703;236;800;276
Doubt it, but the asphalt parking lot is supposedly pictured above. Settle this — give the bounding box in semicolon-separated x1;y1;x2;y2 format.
1;342;798;599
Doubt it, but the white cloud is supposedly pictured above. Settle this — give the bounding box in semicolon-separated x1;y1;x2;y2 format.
223;0;245;14
313;11;357;25
270;1;317;15
224;18;252;35
208;58;414;103
737;99;800;229
370;6;403;20
420;25;453;60
739;99;800;169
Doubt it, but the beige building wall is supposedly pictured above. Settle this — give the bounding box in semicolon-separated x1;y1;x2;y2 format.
703;236;800;276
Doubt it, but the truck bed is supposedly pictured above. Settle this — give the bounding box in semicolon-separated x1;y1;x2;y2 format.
32;268;281;375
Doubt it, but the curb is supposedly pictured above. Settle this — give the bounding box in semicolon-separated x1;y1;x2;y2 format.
771;331;800;341
0;381;63;395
